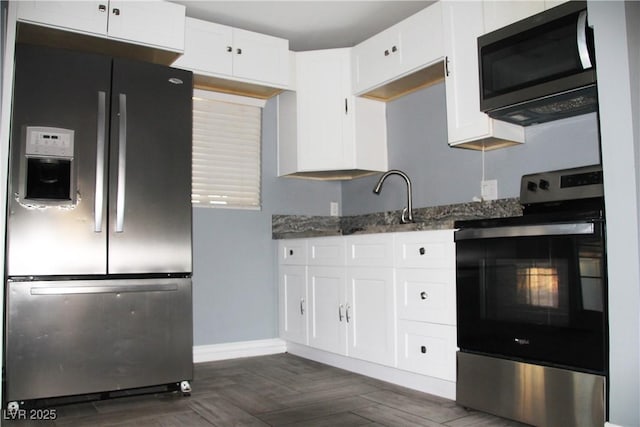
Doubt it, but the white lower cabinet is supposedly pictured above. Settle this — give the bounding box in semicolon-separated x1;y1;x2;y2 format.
346;267;395;366
397;320;456;381
308;266;348;355
278;230;456;392
279;265;308;345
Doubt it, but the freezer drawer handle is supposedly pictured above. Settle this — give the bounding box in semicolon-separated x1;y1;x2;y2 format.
30;283;178;295
94;91;106;232
116;93;127;233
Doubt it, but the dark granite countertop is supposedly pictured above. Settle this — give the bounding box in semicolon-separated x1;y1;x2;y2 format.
272;198;522;239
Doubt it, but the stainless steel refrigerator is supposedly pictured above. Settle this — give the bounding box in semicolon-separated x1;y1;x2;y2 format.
5;44;193;405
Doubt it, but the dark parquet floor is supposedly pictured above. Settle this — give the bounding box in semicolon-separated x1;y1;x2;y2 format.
4;353;529;426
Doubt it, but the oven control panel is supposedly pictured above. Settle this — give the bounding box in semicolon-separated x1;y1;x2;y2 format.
520;164;603;204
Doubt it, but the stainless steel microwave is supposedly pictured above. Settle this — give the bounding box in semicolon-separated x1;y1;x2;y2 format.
478;1;597;126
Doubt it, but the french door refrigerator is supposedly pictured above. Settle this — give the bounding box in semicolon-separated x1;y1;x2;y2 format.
5;44;193;405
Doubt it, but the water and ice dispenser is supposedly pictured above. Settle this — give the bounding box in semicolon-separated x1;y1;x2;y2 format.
20;126;76;206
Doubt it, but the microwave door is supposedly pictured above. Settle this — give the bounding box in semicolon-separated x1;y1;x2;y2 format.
107;59;193;275
6;45;111;277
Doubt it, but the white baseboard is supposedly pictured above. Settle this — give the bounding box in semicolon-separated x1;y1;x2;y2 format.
193;338;287;363
286;341;456;400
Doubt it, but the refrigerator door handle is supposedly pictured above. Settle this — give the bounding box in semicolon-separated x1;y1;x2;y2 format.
95;91;107;232
116;93;127;233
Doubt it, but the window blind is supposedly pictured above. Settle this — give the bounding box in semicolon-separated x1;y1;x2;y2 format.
192;90;265;209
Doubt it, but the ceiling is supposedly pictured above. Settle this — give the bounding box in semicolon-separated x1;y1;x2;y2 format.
170;1;433;51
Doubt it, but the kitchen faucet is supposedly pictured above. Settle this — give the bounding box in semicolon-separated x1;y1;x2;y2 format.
373;169;414;223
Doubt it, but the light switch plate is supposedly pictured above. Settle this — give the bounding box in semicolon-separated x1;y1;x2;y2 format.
481;179;498;200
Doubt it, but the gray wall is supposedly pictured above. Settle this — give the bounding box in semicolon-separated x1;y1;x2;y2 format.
192;98;341;346
342;82;601;215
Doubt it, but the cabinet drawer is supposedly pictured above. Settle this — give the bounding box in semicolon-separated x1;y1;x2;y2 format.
394;230;455;269
307;237;346;266
346;234;394;267
396;269;456;325
278;240;307;265
397;320;456;381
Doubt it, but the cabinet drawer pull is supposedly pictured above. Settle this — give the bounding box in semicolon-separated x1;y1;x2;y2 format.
98;4;107;12
420;291;428;300
421;345;427;354
112;7;120;15
419;247;426;255
384;49;390;57
391;45;398;53
226;46;233;53
237;48;243;55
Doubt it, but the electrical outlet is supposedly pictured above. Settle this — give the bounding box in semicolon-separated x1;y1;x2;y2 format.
330;202;339;216
481;179;498;200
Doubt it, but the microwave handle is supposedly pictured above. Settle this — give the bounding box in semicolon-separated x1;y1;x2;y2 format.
577;10;592;69
455;222;595;240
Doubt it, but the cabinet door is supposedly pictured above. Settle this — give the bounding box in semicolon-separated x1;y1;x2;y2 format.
172;18;233;76
442;1;489;144
308;266;347;355
107;0;185;52
346;267;396;366
396;2;443;76
483;1;544;33
279;265;308;344
17;1;108;35
232;28;289;86
296;49;352;172
352;26;400;93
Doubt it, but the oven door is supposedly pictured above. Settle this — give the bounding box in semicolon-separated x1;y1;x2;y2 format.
455;220;607;373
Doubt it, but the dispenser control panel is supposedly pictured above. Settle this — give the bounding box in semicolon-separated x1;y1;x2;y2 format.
25;127;74;158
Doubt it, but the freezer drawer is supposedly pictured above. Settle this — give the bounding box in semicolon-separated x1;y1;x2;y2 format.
5;278;193;402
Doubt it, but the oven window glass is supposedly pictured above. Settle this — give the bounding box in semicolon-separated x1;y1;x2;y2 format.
485;258;569;326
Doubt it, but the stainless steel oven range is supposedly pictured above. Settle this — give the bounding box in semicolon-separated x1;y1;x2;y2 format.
454;164;607;427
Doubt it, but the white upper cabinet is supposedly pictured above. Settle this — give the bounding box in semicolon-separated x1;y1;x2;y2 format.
442;1;524;150
482;1;544;34
172;17;290;88
16;0;185;52
278;48;387;180
352;2;443;96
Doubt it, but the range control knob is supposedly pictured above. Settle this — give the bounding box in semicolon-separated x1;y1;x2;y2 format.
539;179;550;190
527;181;538;192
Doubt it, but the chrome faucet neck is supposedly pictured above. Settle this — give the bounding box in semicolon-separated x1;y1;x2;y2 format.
372;169;414;223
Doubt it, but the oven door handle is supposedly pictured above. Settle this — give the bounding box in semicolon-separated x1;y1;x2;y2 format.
455;222;595;240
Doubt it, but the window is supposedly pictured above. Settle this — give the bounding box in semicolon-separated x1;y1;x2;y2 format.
191;89;265;209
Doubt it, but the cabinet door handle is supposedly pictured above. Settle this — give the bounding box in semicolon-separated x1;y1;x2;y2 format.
419;247;426;255
391;45;398;53
98;4;107;12
345;304;351;323
445;56;450;77
344;98;348;115
300;298;305;315
237;48;242;55
112;7;120;16
421;345;427;354
289;249;294;256
384;49;390;57
338;304;344;322
226;46;233;53
420;291;428;300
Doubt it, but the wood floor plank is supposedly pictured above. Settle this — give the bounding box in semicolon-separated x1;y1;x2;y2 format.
282;411;375;427
257;396;373;426
188;396;269;426
361;389;471;424
443;411;531;427
354;404;447;427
